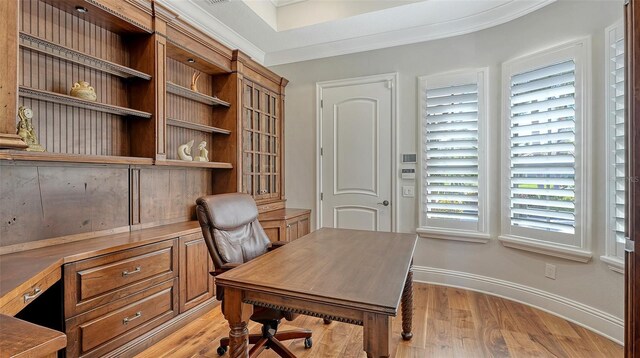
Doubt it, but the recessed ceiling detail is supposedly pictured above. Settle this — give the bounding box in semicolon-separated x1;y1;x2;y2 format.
158;0;556;66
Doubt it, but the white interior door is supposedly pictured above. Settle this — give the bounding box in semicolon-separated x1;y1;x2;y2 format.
320;75;394;231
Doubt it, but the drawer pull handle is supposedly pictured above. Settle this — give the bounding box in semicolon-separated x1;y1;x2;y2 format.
122;266;141;277
23;287;42;303
123;311;142;325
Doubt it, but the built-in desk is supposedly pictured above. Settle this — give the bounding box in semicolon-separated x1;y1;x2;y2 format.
0;221;216;357
0;314;67;357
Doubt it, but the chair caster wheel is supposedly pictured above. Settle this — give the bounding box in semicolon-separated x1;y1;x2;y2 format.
304;337;313;349
217;345;228;356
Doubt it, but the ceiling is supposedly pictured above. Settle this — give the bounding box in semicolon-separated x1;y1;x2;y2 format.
159;0;556;66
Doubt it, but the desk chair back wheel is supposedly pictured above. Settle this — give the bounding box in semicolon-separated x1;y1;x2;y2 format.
217;345;228;356
304;337;312;349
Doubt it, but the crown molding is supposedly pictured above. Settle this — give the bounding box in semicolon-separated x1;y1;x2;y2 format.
159;0;266;64
264;0;555;66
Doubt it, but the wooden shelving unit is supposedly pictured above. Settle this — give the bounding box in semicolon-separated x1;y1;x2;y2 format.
19;32;152;80
18;86;152;118
158;159;233;169
166;81;230;107
0;151;154;165
166;118;230;134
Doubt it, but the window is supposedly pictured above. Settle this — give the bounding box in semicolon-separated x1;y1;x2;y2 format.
417;69;489;243
602;21;625;272
499;39;592;262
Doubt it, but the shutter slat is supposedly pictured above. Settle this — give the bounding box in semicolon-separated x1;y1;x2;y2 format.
511;96;574;115
511;60;575;85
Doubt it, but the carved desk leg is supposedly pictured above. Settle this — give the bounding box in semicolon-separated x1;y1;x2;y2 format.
363;312;391;358
401;267;413;340
222;288;253;358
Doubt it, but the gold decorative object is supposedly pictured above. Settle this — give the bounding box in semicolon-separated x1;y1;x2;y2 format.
16;106;45;152
194;141;209;162
191;71;201;92
178;139;194;161
70;81;97;101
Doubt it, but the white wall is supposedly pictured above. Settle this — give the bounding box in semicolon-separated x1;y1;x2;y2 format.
272;0;625;342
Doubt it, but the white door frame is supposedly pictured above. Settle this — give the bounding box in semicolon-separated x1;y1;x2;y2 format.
315;72;399;232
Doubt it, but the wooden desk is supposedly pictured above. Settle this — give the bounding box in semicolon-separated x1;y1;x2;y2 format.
215;228;417;358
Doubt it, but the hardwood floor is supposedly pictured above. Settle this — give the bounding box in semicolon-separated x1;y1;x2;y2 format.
136;283;622;357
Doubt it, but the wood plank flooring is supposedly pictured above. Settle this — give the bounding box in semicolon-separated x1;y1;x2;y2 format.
136;283;622;357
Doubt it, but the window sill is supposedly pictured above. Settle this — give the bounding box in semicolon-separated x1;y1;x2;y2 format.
600;255;624;274
498;235;592;263
416;227;490;244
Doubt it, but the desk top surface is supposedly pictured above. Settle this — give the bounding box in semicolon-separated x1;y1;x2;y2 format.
216;228;417;315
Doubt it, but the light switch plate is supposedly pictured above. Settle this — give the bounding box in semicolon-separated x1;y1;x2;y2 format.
402;186;415;197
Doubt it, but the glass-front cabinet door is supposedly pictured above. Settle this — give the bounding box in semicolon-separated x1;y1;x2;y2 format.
242;80;280;202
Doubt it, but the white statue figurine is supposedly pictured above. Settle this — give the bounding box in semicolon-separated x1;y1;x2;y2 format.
193;141;209;162
178;139;194;161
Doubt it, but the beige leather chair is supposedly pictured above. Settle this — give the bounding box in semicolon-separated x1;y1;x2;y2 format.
196;193;312;357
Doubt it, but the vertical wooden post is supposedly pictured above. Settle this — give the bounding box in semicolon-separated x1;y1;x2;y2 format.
222;287;252;358
363;312;391;358
625;0;640;356
0;0;27;149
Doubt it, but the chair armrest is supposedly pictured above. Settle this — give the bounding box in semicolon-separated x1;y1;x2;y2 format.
212;263;242;276
267;241;288;251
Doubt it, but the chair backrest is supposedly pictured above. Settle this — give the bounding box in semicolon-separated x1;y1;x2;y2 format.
196;193;271;270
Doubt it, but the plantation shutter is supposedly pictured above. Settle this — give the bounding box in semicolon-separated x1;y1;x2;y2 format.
508;60;577;234
423;83;479;222
609;30;626;258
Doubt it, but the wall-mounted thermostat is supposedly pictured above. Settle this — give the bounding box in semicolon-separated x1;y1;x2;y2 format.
402;154;417;164
401;168;415;180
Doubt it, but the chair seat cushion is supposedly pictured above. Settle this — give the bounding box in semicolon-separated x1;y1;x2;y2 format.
251;306;298;323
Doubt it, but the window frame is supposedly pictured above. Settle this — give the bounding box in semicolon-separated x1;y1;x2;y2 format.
601;21;625;273
417;68;490;243
499;38;592;262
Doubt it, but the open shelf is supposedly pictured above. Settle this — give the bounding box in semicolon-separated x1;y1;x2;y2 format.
19;32;152;80
157;160;233;169
0;151;154;165
166;118;231;135
18;86;152;119
166;82;230;107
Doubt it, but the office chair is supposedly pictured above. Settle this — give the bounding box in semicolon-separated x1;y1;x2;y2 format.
196;193;313;357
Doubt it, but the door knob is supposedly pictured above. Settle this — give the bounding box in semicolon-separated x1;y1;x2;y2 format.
377;200;390;207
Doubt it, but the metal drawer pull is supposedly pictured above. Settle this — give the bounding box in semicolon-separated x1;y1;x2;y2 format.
122;266;141;277
122;311;142;325
23;287;42;303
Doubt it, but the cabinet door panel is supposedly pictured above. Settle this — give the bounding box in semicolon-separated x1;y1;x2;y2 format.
179;234;214;313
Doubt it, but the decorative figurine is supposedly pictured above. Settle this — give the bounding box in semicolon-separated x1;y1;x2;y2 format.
16;106;45;152
70;81;97;101
191;71;201;92
193;141;209;162
178;139;194;161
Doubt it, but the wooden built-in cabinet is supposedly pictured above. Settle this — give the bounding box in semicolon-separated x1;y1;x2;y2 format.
259;209;311;242
0;0;310;357
178;233;215;313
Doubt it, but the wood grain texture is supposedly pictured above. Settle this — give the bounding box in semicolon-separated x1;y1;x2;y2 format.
0;0;25;149
217;228;417;315
134;283;623;358
0;314;66;358
0;221;201;310
178;233;215;313
0;162;130;247
626;0;640;356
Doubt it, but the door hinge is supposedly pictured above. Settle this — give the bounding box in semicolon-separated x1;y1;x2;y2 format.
626;237;635;253
320;193;323;201
386;80;393;89
320;99;323;108
320;147;323;156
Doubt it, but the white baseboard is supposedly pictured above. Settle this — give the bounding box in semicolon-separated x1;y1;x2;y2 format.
412;266;624;345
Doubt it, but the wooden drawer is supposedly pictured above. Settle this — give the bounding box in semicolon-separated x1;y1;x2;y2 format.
65;279;178;358
0;268;61;316
64;240;178;317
